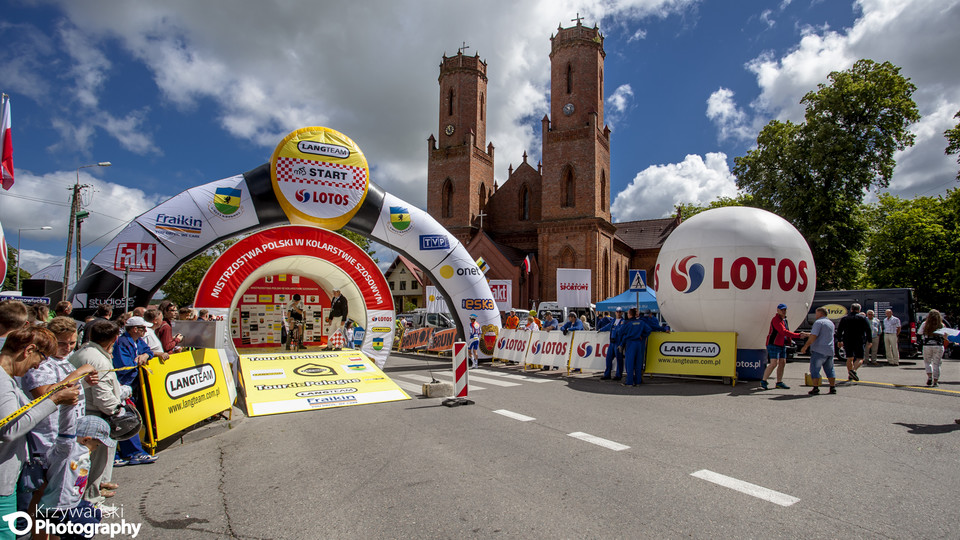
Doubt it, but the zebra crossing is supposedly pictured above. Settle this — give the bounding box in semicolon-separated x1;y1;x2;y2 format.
388;366;554;396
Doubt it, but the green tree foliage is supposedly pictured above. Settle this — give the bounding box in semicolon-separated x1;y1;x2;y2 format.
161;240;236;307
864;192;960;315
734;59;920;289
946;110;960;180
336;229;377;263
675;194;756;221
2;247;31;292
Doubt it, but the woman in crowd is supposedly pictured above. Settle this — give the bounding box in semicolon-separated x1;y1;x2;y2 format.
918;309;949;387
0;327;88;538
156;301;184;353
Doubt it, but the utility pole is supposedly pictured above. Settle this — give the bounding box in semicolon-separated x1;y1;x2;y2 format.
64;162;110;295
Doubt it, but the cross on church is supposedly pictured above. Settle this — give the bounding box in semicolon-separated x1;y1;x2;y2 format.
477;211;488;229
458;41;470;54
572;13;584;25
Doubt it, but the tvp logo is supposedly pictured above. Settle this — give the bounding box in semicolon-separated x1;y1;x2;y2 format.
671;255;704;293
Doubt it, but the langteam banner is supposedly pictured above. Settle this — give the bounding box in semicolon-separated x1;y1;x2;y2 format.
557;268;592;307
140;349;233;444
645;331;737;380
238;351;409;416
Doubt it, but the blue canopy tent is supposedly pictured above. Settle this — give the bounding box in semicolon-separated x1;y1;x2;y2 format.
595;288;659;313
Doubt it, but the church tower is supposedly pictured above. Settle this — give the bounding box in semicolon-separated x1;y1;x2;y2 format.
426;50;495;244
538;21;616;302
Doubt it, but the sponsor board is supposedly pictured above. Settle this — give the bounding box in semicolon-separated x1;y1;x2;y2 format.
492;329;531;364
427;328;457;352
645;331;737;380
419;234;450;251
400;327;434;350
238;351;409;416
569;331;612;371
557;268;592;307
488;279;512;312
525;330;573;369
142;349;233;443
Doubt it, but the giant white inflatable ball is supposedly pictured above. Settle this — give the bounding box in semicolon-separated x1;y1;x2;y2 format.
654;207;816;354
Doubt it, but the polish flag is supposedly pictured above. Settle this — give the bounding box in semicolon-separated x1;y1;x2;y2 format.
522;254;532;273
1;95;13;190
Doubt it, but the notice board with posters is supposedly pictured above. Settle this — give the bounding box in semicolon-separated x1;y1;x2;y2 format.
232;274;330;347
238;351;410;416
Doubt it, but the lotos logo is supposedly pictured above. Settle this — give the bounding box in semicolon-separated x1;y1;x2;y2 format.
530;341;541;355
671;256;704;293
497;337;507;349
712;256;810;292
576;341;608;358
296;189;309;202
294;189;350;205
577;343;593;357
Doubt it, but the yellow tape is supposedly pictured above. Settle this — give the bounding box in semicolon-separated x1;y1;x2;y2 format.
0;366;138;430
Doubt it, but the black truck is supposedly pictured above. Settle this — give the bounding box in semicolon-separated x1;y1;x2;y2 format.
796;288;919;358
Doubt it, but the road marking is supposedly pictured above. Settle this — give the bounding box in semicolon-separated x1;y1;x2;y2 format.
492;409;536;422
457;374;521;387
690;469;800;507
395;373;486;391
477;370;552;383
393;380;424;395
567;432;630;451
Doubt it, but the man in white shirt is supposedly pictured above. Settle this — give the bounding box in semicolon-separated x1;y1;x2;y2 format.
883;309;902;366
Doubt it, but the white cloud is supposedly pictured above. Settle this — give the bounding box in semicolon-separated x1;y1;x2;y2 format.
705;87;757;142
59;24;112;108
611;152;739;220
606;84;634;130
627;28;648;41
760;9;775;28
95;109;159;156
710;0;960;198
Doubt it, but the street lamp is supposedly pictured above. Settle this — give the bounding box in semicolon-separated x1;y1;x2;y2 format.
63;161;111;294
16;226;52;291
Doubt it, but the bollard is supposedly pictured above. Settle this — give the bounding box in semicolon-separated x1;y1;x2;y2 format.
443;341;472;406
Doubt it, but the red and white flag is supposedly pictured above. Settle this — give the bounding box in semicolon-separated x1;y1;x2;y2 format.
522;254;532;273
1;95;13;190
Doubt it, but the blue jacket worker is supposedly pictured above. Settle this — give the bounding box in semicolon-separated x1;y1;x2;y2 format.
642;310;666;333
595;313;613;332
601;308;626;380
560;312;584;335
621;308;652;386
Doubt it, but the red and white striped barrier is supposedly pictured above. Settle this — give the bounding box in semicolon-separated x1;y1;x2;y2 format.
453;341;468;397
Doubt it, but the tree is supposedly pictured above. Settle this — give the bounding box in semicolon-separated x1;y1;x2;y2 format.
863;193;957;313
336;229;377;263
2;247;30;291
161;240;236;307
946;110;960;180
676;194;756;221
734;59;920;289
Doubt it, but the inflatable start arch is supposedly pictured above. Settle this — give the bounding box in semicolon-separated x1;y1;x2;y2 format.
69;127;501;364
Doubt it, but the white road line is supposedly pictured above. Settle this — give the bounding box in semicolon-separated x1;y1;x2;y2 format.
458;374;521;387
492;409;536;422
476;370;552;383
393;380;424;395
690;470;800;507
567;432;630;451
394;373;486;391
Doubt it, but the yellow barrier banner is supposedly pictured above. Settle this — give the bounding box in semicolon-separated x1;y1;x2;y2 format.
645;332;737;381
142;349;234;442
238;351;409;416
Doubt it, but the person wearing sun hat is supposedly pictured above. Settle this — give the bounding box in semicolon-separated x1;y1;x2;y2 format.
467;314;481;368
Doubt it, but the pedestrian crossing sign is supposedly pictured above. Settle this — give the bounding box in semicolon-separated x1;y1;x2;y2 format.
629;269;647;292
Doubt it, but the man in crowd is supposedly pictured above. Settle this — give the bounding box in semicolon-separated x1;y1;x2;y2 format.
600;308;625;381
324;287;349;351
866;309;882;365
111;316;159;467
82;305;112;343
53;300;73;318
621;308;652;386
837;303;872;381
883;309;902;366
560;312;583;335
761;303;807;390
504;310;519;330
595;312;613;332
541;312;558;332
800;307;837;395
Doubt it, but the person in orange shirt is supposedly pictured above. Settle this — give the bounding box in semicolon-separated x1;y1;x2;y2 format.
504;310;520;330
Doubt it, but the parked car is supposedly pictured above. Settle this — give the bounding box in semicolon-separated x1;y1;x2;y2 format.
398;309;456;330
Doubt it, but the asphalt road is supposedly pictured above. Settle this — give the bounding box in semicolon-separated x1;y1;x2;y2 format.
110;352;960;539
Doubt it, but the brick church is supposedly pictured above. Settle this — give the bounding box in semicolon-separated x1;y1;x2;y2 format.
425;20;681;309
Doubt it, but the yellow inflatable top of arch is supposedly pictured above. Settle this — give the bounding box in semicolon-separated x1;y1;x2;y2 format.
270;126;370;230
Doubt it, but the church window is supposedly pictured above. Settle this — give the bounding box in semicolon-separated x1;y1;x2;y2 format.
480;92;484;121
479;183;487;214
448;88;454;116
566;63;572;94
601;170;607;211
561;165;575;208
603;250;609;298
442;179;453;218
560;246;575;268
616;262;621;292
520;184;530;221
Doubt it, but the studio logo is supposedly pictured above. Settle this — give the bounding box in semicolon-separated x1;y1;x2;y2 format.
671;255;704;293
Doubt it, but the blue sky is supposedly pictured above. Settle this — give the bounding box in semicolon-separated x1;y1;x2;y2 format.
1;0;958;279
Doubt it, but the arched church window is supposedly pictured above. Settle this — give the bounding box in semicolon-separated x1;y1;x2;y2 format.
566;63;572;94
560;246;575;268
520;184;530;221
448;88;454;116
442;179;453;218
561;166;575;208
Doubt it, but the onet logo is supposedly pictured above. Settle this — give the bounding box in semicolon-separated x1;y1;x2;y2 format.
671;255;705;293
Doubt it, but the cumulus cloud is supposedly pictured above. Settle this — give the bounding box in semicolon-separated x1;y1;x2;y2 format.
606;84;634;130
611;152;739;221
705;87;756;142
710;0;960;197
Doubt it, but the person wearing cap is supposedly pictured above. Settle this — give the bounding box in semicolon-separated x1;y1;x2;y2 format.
560;312;584;335
761;303;807;390
504;310;520;330
467;314;481;368
527;310;541;330
111;316;160;467
37;415;114;534
324;288;349;351
620;308;652;386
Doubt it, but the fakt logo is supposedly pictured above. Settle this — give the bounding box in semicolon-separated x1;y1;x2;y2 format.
577;342;593;357
671;255;704;293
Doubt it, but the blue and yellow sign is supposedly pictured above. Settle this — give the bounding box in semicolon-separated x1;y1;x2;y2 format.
389;206;411;232
645;331;737;382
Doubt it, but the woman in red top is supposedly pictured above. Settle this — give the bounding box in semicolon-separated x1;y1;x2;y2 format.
761;303;807;390
155;301;183;353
